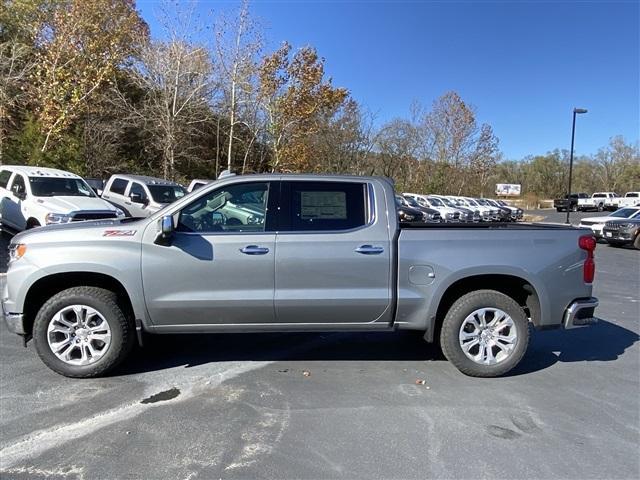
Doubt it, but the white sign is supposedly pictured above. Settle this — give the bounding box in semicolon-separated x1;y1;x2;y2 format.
495;183;521;196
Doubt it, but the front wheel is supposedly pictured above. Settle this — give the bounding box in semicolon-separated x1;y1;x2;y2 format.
440;290;530;377
571;204;578;212
33;287;135;378
634;234;640;250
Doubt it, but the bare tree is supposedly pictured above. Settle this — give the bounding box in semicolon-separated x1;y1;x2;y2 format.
116;2;213;179
214;0;262;172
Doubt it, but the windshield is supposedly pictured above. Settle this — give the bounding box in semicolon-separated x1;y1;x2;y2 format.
611;208;640;218
427;197;443;206
464;198;478;206
29;177;95;197
148;185;186;204
476;199;489;206
403;196;420;208
439;197;456;207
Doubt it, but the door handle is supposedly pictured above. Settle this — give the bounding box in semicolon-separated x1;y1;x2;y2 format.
355;245;384;255
240;245;270;255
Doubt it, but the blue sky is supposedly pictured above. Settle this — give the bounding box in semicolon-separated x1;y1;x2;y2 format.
137;0;640;160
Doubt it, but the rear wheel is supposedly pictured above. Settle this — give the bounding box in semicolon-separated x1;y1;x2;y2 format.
634;234;640;250
33;287;135;378
571;204;578;212
597;203;604;212
607;241;625;248
440;290;530;377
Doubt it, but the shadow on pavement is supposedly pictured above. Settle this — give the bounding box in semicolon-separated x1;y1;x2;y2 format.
117;319;638;377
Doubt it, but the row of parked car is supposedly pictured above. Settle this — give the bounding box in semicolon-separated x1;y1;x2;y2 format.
0;165;525;233
396;193;523;224
579;206;640;249
554;191;640;212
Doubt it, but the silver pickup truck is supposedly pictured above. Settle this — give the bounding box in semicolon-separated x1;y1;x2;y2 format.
2;174;599;378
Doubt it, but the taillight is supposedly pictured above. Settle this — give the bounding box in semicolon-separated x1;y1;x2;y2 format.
579;234;596;283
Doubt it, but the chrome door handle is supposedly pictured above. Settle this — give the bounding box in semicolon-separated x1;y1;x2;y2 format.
355;245;384;255
240;245;270;255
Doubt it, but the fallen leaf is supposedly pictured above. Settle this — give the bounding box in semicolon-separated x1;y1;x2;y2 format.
303;370;311;377
415;379;426;385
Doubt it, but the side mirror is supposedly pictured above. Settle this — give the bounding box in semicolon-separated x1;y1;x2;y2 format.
130;192;147;204
155;215;175;245
15;190;26;201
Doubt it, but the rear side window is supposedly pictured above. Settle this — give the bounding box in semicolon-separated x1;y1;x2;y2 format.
281;181;368;232
109;178;128;195
0;170;11;189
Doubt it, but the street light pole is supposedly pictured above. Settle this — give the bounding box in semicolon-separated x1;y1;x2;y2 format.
566;108;587;224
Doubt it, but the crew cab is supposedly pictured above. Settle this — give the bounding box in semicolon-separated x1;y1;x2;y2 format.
0;166;123;232
102;174;186;218
554;193;589;212
3;174;599;379
578;192;619;212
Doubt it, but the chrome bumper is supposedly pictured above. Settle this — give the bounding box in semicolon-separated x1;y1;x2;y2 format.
1;298;26;335
564;297;599;329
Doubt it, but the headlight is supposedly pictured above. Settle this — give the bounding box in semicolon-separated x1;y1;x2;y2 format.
9;244;27;263
115;208;126;217
45;212;73;224
446;212;453;219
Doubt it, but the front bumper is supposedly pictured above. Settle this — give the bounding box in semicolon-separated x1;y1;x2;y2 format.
1;297;26;334
602;229;634;242
563;297;599;329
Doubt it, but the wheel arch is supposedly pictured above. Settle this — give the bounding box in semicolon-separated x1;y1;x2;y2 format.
426;273;541;343
23;272;138;341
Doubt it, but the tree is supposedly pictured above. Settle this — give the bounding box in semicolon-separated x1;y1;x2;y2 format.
214;0;262;173
595;136;640;192
258;43;348;172
30;0;148;152
469;123;499;196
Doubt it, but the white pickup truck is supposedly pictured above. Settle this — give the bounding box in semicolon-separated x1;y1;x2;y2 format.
0;166;124;232
612;192;640;209
577;192;619;212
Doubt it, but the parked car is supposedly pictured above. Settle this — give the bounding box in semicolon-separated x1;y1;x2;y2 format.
3;174;599;379
612;192;640;209
494;200;524;221
84;178;106;196
554;193;589;212
482;199;512;222
0;166;124;232
187;179;212;193
404;193;461;222
395;195;426;223
579;207;640;239
602;218;640;249
431;195;479;222
397;195;441;223
102;174;186;218
474;199;501;221
577;192;619;212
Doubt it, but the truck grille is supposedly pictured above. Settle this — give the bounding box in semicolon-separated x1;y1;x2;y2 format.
72;212;118;221
604;222;622;230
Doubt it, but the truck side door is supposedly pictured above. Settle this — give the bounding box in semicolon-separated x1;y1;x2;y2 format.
141;180;277;326
3;173;28;230
274;180;393;325
126;182;150;218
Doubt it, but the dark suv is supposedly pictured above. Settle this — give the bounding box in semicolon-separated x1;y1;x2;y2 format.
602;218;640;249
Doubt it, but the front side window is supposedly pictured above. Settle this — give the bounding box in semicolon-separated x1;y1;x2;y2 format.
281;181;367;232
129;182;148;201
178;182;270;233
29;177;94;197
0;170;12;189
110;178;128;195
148;185;186;204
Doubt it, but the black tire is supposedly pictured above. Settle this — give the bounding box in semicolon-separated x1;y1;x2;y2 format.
556;208;564;212
597;203;604;212
571;204;578;212
634;234;640;250
26;218;41;229
439;289;530;377
33;287;135;378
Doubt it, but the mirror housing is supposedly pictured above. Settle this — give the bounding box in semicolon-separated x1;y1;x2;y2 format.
155;215;175;245
15;190;26;201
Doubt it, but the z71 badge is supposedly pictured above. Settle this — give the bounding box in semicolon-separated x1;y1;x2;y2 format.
103;230;137;237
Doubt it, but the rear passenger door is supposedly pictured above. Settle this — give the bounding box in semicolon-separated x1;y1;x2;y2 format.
274;180;393;325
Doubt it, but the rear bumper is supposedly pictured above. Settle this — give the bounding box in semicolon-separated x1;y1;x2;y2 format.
563;297;599;329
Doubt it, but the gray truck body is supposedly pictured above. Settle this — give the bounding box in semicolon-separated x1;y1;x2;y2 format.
3;174;597;365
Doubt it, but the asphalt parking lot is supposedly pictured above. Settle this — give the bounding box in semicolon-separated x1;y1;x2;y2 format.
1;210;638;479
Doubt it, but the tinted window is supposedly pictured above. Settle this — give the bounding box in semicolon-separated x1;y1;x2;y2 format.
0;170;11;189
178;182;271;233
148;185;185;204
281;181;367;232
10;174;26;195
110;178;128;195
627;193;639;198
29;177;94;197
130;182;147;200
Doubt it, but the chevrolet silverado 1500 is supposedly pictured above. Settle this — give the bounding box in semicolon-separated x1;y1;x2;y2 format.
2;174;599;378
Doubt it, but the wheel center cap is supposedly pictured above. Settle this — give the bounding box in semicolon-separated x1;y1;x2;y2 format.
76;328;89;339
